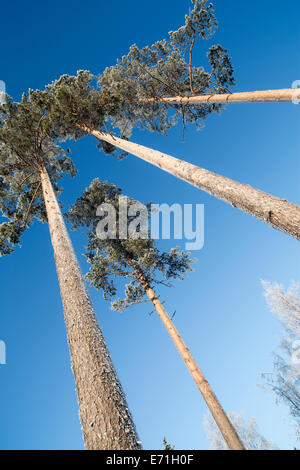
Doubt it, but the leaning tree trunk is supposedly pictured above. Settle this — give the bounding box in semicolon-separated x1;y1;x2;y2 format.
146;287;245;450
142;88;300;104
39;165;141;450
80;125;300;241
128;258;244;450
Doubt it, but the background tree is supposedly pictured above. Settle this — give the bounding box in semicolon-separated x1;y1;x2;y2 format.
0;95;141;450
261;281;300;441
66;177;245;450
204;411;279;450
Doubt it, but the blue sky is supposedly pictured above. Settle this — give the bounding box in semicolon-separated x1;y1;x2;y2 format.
0;0;299;450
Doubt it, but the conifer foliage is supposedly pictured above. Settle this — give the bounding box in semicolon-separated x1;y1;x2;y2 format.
30;0;235;159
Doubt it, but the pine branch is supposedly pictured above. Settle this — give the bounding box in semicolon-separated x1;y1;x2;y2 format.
23;181;41;226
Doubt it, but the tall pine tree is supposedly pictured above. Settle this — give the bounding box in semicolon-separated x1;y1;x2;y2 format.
0;95;141;450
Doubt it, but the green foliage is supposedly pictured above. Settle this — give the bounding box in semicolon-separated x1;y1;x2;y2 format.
0;221;25;256
262;281;300;440
169;0;217;45
66;178;194;311
29;71;103;141
25;1;235;162
0;93;76;256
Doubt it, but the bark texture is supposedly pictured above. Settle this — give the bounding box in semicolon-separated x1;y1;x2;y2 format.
143;89;300;104
82;126;300;241
39;166;141;450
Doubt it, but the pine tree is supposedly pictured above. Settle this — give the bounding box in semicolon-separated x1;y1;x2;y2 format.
0;95;141;449
30;0;300;241
146;88;298;104
262;281;300;441
66;177;245;450
204;411;279;450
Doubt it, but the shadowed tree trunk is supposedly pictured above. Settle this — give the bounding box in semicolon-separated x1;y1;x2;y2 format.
128;258;244;451
39;164;141;450
142;89;300;104
79;125;300;241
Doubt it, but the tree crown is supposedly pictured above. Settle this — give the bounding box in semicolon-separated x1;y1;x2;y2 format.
66;178;194;311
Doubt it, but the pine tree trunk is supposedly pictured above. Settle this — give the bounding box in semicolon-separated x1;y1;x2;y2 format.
126;256;244;450
80;125;300;241
142;89;299;104
39;165;141;450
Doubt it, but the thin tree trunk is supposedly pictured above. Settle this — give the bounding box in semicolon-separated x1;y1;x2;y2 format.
142;89;299;104
39;165;141;450
146;286;245;450
80;125;300;241
127;256;244;450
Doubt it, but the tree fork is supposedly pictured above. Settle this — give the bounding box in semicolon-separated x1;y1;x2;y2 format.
79;125;300;241
39;165;141;450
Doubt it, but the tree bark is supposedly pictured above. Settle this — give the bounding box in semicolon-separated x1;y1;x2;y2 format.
39;165;141;450
127;255;244;450
142;89;300;104
81;125;300;241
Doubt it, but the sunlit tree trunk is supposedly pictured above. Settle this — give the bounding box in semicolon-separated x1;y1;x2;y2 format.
39;165;141;450
80;125;300;241
142;89;299;104
128;257;244;450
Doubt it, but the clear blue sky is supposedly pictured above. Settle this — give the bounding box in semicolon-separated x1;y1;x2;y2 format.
0;0;299;450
